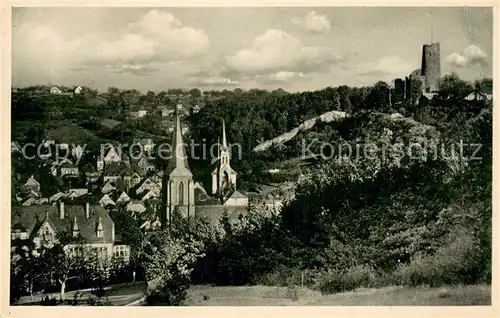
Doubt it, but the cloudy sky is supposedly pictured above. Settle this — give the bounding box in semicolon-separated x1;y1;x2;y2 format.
12;7;492;92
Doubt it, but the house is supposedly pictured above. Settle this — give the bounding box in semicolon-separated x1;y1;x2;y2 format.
115;191;131;205
134;154;156;172
161;108;175;117
49;192;68;203
74;86;83;95
464;91;493;102
22;197;36;206
11;202;130;263
126;201;146;214
60;161;79;178
223;190;249;207
22;176;40;193
103;162;129;184
103;146;122;164
129;110;148;119
140;218;162;232
67;188;89;200
141;190;158;202
135;178;160;196
50;86;62;95
101;182;116;194
34;198;49;205
99;194;116;207
130;172;142;188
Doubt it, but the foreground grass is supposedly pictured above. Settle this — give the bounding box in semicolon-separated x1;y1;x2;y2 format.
185;284;491;306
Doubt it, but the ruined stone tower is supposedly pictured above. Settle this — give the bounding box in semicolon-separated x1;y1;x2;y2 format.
421;42;441;93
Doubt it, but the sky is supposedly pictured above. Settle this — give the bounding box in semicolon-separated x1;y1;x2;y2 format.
12;7;493;93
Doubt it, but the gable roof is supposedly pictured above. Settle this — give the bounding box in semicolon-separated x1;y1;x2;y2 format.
24;176;40;187
228;190;248;199
126;201;146;213
116;191;131;203
50;192;68;203
101;182;116;193
11;204;115;243
68;188;89;198
99;194;116;206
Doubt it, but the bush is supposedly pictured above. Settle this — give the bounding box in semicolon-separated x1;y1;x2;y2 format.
393;227;483;287
257;266;317;287
317;265;382;294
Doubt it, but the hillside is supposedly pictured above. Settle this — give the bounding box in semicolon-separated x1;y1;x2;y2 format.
253;110;348;152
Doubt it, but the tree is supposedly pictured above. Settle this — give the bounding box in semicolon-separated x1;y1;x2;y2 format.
37;233;89;301
141;229;205;305
437;73;473;101
189;88;201;98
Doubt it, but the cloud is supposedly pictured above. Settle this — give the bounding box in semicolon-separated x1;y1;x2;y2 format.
13;9;210;77
446;44;488;68
224;29;341;78
257;71;309;84
357;56;413;78
292;11;331;33
197;76;240;87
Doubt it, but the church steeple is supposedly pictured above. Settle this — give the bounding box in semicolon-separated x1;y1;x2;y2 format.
211;118;238;196
163;109;195;226
169;110;192;177
222;119;228;150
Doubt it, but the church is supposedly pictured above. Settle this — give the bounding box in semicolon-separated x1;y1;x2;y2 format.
162;110;249;226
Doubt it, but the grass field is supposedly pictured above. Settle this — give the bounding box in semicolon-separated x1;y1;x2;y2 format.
184;284;491;306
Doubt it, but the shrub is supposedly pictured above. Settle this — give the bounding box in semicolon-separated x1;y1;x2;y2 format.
317;265;381;294
393;227;483;287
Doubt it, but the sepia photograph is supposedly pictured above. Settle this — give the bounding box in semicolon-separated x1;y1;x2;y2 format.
6;4;495;309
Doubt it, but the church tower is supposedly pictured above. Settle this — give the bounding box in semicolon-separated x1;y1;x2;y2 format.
211;119;237;197
163;111;195;224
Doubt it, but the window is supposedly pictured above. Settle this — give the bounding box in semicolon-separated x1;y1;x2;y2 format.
178;182;184;205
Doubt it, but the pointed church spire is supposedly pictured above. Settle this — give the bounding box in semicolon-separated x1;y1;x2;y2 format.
217;137;220;159
167;110;192;176
222;119;227;149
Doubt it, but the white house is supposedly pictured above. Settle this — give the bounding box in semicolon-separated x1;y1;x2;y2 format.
99;194;116;207
116;191;131;205
103;147;121;164
50;87;62;95
74;86;83;94
126;201;146;214
135;178;160;196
